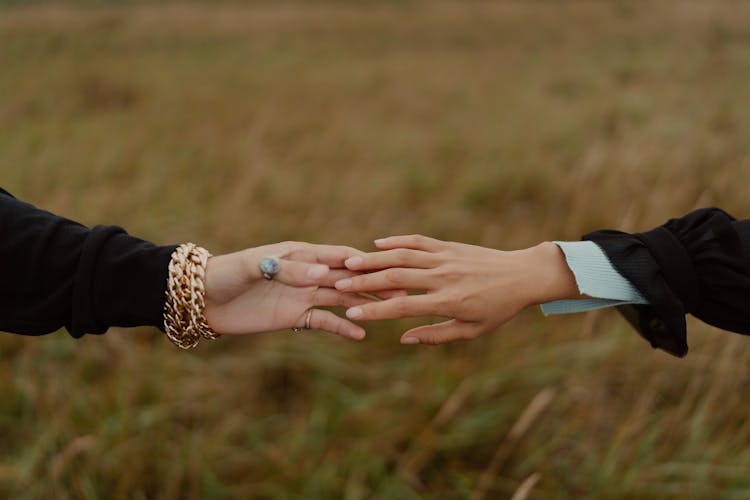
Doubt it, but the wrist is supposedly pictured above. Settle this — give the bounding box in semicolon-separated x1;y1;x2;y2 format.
524;241;582;305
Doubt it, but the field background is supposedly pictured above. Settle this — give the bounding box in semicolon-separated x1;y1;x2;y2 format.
2;1;750;498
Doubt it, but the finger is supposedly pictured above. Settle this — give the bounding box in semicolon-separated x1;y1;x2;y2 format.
373;289;408;299
400;319;483;345
286;244;364;268
313;269;401;289
318;269;361;287
344;249;439;271
249;257;330;286
276;259;332;286
305;309;366;340
373;235;446;252
335;268;434;293
345;294;441;321
313;288;375;308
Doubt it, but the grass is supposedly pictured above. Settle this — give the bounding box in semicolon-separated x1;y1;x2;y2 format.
1;1;750;498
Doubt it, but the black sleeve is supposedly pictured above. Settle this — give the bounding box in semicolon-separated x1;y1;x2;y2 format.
582;207;750;357
0;188;178;337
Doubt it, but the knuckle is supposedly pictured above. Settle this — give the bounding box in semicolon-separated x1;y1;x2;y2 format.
392;299;409;316
433;264;459;280
400;249;422;266
403;234;423;245
435;294;455;311
314;312;328;329
454;291;472;307
384;269;404;285
333;322;346;336
355;255;371;268
394;248;411;261
347;277;364;291
422;335;441;346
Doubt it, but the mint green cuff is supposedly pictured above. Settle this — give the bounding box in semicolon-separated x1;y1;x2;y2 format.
541;241;647;316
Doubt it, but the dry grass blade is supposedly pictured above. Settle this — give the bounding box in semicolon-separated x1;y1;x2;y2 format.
470;388;556;500
51;435;97;480
510;472;541;500
396;378;474;487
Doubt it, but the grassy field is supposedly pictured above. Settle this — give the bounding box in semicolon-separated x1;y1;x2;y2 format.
2;1;750;498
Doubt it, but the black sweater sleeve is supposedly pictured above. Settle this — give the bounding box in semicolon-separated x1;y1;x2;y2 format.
0;188;177;337
583;207;750;357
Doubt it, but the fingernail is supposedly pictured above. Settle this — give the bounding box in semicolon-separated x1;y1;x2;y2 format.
307;264;329;280
335;279;352;290
346;307;363;319
374;238;386;245
401;337;420;345
351;329;366;340
345;256;363;268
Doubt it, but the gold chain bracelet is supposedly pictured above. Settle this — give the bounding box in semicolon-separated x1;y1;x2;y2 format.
164;243;219;349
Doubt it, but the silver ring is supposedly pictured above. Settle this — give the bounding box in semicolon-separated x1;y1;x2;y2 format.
291;309;313;333
259;256;281;280
304;309;313;330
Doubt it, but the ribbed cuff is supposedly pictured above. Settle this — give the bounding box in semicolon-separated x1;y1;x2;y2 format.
541;240;647;316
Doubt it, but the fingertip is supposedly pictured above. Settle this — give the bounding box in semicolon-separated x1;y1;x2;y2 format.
346;307;363;319
401;336;420;345
335;278;352;291
374;238;389;248
350;328;366;340
344;256;363;269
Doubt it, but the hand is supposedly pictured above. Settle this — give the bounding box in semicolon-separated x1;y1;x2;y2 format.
335;236;580;345
203;241;374;340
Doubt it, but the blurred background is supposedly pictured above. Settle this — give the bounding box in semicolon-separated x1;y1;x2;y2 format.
1;1;750;498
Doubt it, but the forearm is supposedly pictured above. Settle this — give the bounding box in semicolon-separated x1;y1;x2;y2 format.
0;189;175;337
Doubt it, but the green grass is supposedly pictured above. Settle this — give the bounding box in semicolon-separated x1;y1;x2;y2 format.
2;1;750;498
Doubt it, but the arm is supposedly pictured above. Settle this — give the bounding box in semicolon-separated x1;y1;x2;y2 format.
337;208;750;353
0;188;369;341
0;188;174;336
583;207;750;356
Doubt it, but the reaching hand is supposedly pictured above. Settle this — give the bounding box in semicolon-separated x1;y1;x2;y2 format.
335;235;580;345
203;242;373;340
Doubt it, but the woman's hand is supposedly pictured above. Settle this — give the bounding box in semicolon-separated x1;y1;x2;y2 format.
335;235;581;345
203;242;373;340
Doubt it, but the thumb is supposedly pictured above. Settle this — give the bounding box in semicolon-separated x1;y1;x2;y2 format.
400;319;482;345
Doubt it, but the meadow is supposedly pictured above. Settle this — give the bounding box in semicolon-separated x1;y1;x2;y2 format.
1;1;750;498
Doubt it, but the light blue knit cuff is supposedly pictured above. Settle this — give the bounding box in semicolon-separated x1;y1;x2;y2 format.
541;241;648;315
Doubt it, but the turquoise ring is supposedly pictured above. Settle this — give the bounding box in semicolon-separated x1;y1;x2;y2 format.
259;256;281;280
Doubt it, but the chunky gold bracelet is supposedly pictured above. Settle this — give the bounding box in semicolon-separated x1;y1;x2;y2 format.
163;243;219;349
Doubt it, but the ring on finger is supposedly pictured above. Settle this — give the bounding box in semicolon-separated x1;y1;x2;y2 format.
259;256;281;280
291;309;313;333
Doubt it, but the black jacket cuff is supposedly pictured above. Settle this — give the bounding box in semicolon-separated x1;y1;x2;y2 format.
583;208;750;357
71;225;177;337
